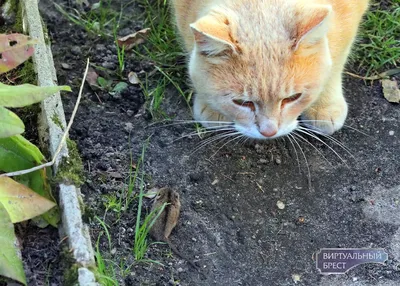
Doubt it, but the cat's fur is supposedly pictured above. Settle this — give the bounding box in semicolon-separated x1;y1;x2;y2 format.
170;0;369;139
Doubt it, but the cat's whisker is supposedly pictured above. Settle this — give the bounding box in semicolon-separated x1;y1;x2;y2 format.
298;120;371;137
287;134;301;173
295;129;348;166
210;133;244;158
189;131;239;156
298;126;355;159
292;133;333;166
172;127;235;143
147;120;233;129
288;133;312;189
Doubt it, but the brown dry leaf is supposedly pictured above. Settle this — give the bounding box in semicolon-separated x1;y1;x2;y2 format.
85;67;100;90
117;28;150;51
381;79;400;103
128;71;140;85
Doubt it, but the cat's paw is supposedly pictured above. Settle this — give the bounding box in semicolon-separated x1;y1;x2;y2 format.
193;97;229;126
301;99;348;135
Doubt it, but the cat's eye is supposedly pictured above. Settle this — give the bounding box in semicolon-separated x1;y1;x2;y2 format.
233;99;256;111
282;93;302;106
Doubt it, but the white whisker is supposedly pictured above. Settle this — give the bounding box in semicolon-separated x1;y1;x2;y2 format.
287;134;301;173
298;126;355;159
295;129;348;166
288;133;312;189
292;133;332;166
298;120;371;137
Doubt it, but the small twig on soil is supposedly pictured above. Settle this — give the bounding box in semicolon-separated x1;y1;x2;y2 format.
345;68;400;81
0;58;90;178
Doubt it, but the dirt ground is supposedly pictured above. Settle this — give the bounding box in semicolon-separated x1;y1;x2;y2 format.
37;0;400;285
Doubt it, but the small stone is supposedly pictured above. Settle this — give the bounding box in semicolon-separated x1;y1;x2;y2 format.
275;158;282;165
124;122;134;133
126;109;134;117
177;267;184;273
111;248;117;255
259;159;268;164
389;131;395;136
61;63;72;70
353;277;358;282
192;237;197;242
276;200;285;210
102;61;116;70
71;46;82;55
292;274;301;284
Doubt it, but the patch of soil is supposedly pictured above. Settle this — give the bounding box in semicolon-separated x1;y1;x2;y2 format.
41;1;400;285
15;223;64;286
0;6;61;285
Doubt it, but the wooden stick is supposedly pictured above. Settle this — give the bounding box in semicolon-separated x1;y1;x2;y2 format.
0;58;90;178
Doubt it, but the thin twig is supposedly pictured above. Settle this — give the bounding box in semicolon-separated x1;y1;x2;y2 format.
345;68;400;81
0;58;90;178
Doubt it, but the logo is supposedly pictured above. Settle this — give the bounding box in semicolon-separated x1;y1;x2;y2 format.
316;248;388;275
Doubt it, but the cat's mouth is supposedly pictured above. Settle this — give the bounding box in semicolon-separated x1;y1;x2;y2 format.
234;121;299;140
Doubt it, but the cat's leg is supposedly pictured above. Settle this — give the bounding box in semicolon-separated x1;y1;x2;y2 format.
301;69;347;135
193;95;229;126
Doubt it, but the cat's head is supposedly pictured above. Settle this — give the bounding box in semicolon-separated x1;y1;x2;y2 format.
188;1;333;139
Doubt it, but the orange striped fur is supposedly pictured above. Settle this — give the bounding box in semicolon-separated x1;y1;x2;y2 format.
171;0;369;138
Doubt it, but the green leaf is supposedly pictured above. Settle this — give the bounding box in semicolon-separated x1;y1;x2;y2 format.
0;83;71;108
0;33;37;75
0;177;56;223
112;82;128;93
0;106;25;138
0;202;27;285
0;136;60;226
97;77;112;89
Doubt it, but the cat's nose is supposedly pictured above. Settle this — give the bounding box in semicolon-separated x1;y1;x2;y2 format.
259;120;278;138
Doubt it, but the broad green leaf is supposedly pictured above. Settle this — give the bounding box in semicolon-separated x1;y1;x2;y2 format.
0;177;56;223
0;106;25;138
0;83;71;107
97;77;112;89
0;33;37;74
112;82;128;93
0;202;26;285
0;136;60;226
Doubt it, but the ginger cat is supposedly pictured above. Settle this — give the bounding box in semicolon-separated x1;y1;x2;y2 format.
170;0;369;139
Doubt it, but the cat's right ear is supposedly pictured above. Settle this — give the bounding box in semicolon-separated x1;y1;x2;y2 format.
294;4;332;50
190;14;238;57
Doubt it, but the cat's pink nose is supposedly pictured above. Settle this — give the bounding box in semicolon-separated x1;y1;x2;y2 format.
260;128;277;137
259;120;278;138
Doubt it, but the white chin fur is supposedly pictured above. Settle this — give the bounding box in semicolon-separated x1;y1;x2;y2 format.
235;121;298;140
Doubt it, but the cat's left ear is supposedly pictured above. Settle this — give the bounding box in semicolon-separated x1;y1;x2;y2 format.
190;13;238;57
294;4;332;50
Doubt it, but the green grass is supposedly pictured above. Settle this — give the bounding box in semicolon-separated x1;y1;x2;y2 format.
353;1;400;75
134;0;190;118
54;0;118;37
94;216;120;286
132;141;167;263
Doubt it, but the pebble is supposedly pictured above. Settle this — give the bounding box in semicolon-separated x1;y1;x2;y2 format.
276;200;285;210
61;63;72;70
259;158;268;164
124;122;134;133
102;61;116;70
192;237;197;242
71;46;82;55
275;158;282;165
177;267;184;273
389;130;394;136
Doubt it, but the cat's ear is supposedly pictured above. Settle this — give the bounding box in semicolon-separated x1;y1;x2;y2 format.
190;14;238;57
294;4;332;50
